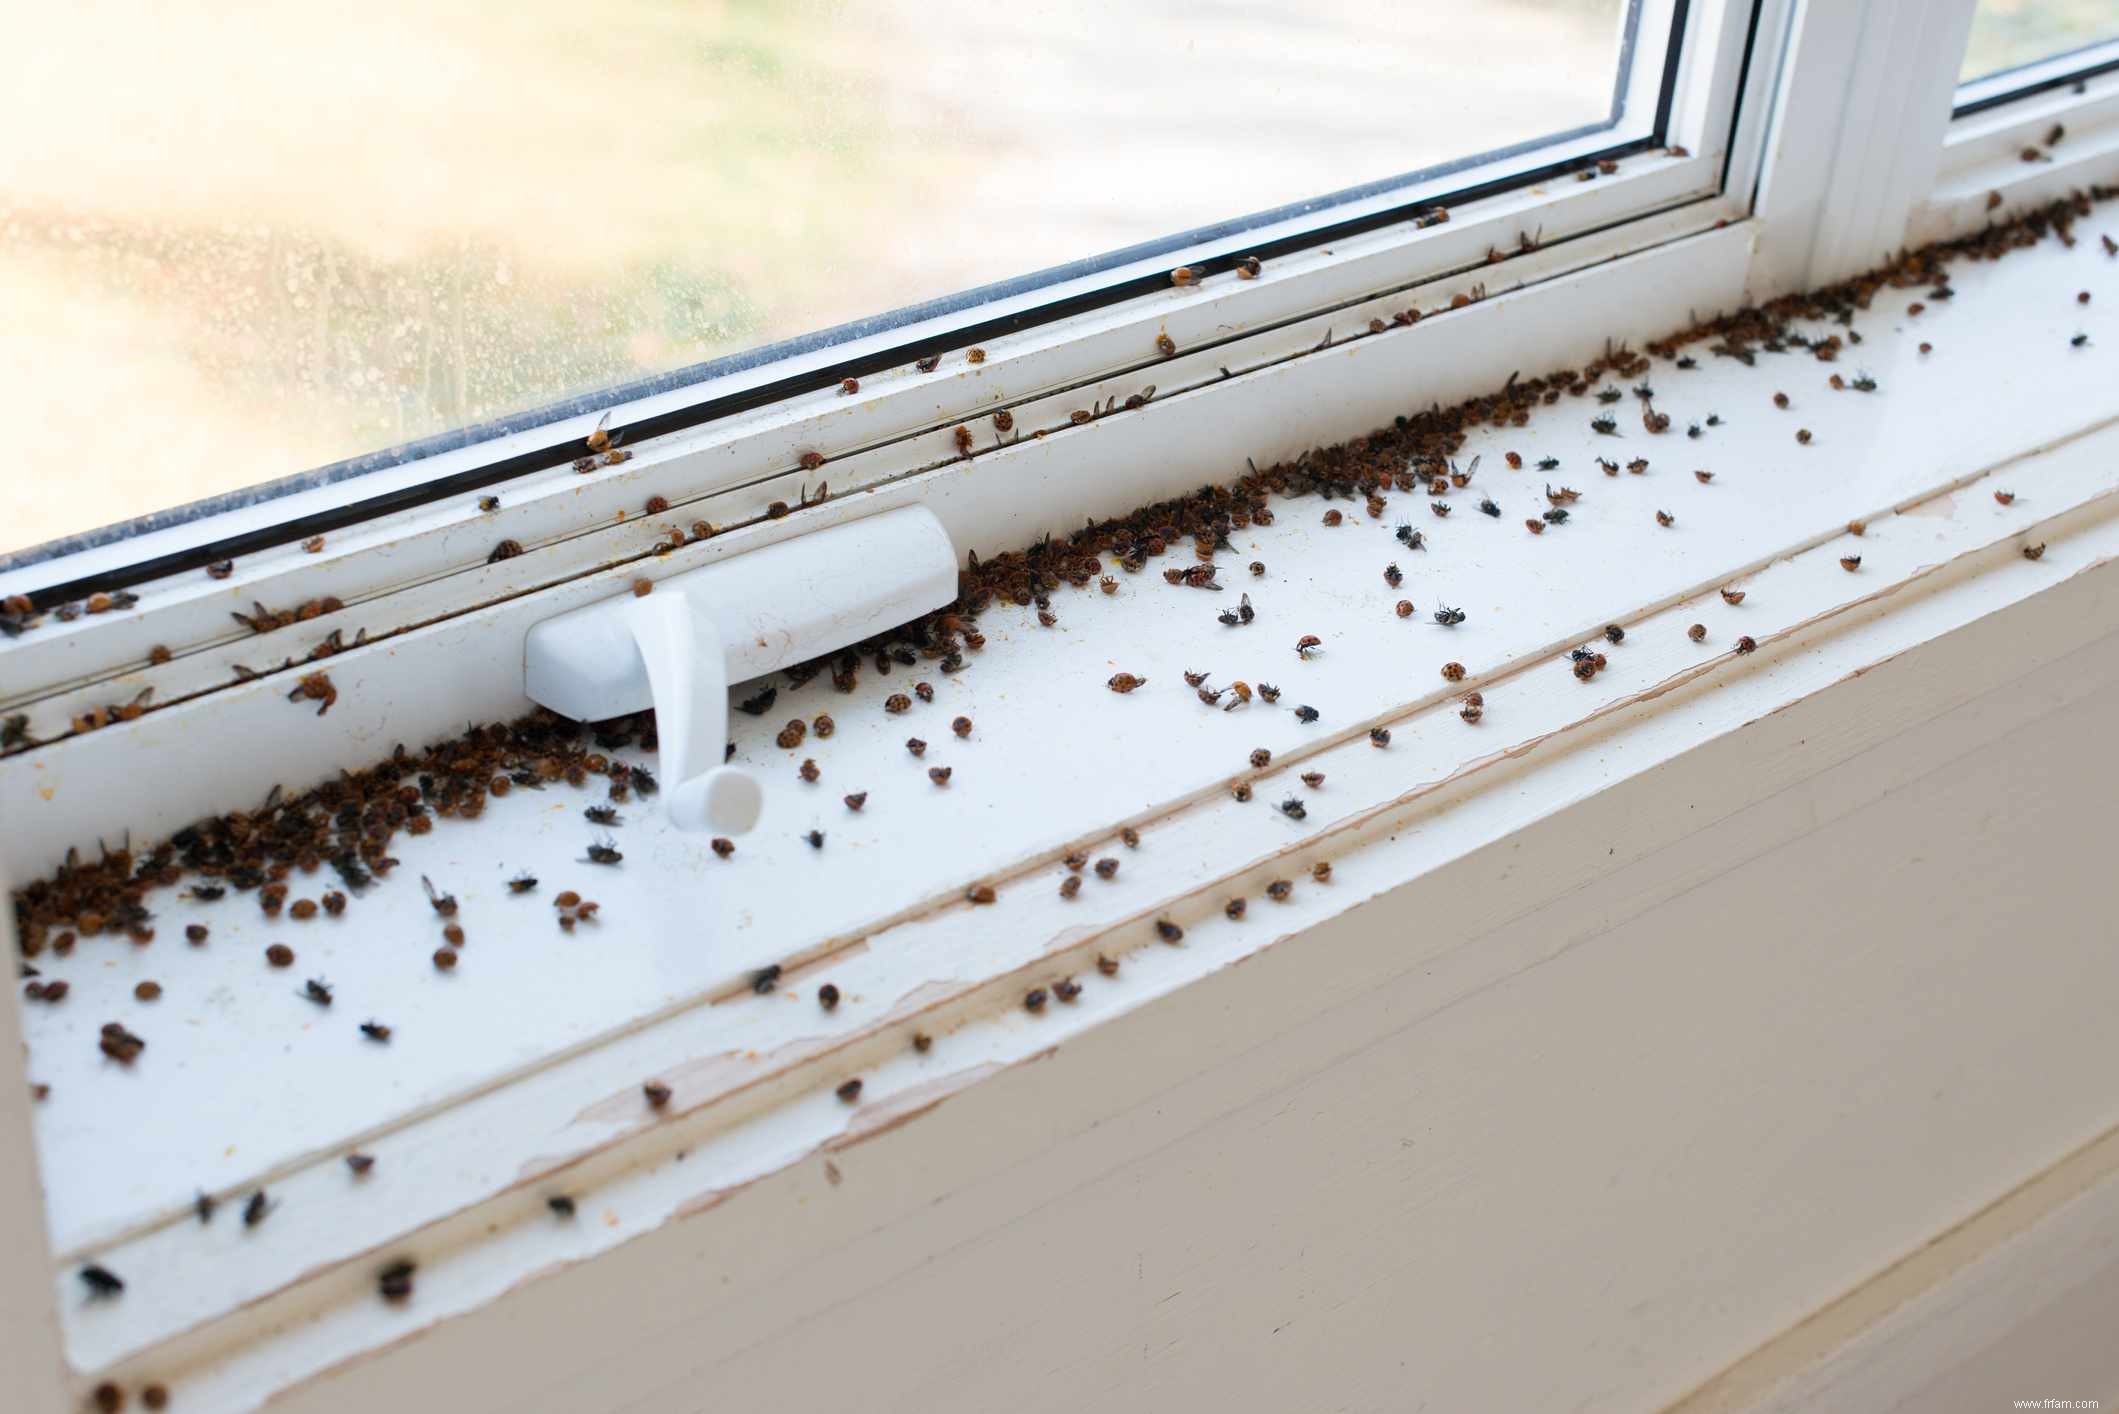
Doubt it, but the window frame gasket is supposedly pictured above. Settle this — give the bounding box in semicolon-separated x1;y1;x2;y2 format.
9;0;1705;610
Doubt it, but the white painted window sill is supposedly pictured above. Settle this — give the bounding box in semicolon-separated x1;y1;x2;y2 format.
9;212;2119;1410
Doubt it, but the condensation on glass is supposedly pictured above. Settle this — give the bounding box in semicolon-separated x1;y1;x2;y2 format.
1961;0;2119;82
1;0;1634;557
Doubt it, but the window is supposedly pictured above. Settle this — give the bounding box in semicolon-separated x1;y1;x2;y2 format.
3;0;1681;571
1961;0;2119;83
15;3;2119;1406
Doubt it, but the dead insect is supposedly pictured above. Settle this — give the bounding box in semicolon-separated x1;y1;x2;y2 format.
1249;560;1266;576
584;805;620;826
1795;428;1813;444
967;347;986;363
1591;415;1618;435
548;1195;576;1218
243;1190;272;1228
1265;880;1293;902
1023;988;1049;1014
884;693;912;714
1656;510;1675;527
915;355;941;373
843;791;867;811
1547;484;1581;505
508;872;539;895
2023;542;2047;561
1169;265;1199;287
1295;634;1322;658
1121;826;1141;848
1396;600;1415;618
1840;555;1862;572
1222;681;1253;712
952;715;973;737
1694;470;1714;484
433;947;458;970
303;978;333;1007
195;1191;217;1224
631;765;660;797
81;1264;125;1298
798;758;820;783
583;837;623;865
1155;919;1184;943
1459;697;1484;724
1294;705;1320;723
1604;624;1625;644
1441;662;1465;681
837;1078;865;1102
1688;623;1708;642
207;559;234;579
1095;857;1120;880
1257;683;1281;703
804;829;827;848
360;1020;392;1043
1236;255;1263;279
928;766;952;786
1248;747;1271;769
1994;490;2015;506
376;1258;418;1304
644;1080;673;1109
288;672;337;716
1542;508;1569;525
1059;875;1082;899
1395;524;1425;551
711;837;736;857
1156;333;1178;357
1278;797;1306;821
1734;635;1758;654
347;1153;375;1176
966;883;995;904
2070;333;2090;348
265;943;295;968
737;686;778;716
1535;457;1560;472
1432;606;1465;626
1431;501;1451;518
1108;673;1148;693
1054;977;1082;1004
1300;771;1325;788
1368;727;1391;747
1478;499;1501;517
1720;587;1745;606
1232;782;1254;802
839;377;860;396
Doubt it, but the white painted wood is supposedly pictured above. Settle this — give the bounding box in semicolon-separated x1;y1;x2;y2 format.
241;562;2119;1414
0;859;69;1413
1674;1125;2119;1413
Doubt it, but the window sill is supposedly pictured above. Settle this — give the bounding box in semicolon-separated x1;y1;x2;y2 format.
8;206;2119;1409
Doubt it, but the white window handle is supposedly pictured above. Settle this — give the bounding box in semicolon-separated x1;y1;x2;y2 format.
524;506;959;833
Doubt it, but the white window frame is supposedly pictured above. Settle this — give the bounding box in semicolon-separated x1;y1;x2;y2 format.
8;1;2119;1407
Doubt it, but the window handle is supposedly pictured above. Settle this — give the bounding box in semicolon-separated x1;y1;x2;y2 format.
523;506;959;834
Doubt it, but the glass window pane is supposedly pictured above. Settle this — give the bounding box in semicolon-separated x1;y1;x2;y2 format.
3;0;1641;558
1961;0;2119;83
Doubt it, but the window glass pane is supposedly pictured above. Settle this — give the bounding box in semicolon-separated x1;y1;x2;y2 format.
1961;0;2119;82
3;0;1639;558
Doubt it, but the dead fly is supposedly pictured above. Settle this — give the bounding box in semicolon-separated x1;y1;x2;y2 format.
1257;683;1281;703
583;837;623;865
805;829;827;848
1095;857;1120;880
2024;542;2047;561
1657;510;1675;527
1543;508;1570;525
631;766;658;798
347;1153;375;1176
288;672;338;716
1591;415;1619;436
378;1259;416;1303
1597;388;1622;405
100;1022;146;1064
1295;634;1323;658
1430;501;1451;518
1687;423;1703;438
302;978;333;1007
360;1020;392;1043
1217;594;1255;627
1369;727;1391;747
584;805;621;826
752;965;783;996
1536;456;1560;471
1265;880;1294;902
737;686;778;716
507;872;539;894
548;1195;576;1218
81;1264;125;1299
1155;919;1184;943
2071;333;2090;348
1432;606;1465;627
243;1190;273;1228
1604;624;1625;643
1478;499;1501;517
1293;704;1319;723
1278;797;1307;821
1395;525;1426;551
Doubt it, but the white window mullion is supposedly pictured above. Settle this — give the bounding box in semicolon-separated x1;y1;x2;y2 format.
1749;0;1977;297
